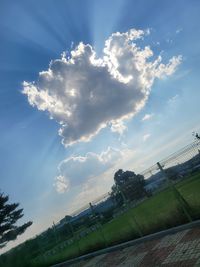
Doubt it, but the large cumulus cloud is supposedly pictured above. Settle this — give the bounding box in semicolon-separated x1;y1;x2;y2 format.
23;29;181;146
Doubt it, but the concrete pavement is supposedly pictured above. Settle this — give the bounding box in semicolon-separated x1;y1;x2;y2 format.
53;222;200;267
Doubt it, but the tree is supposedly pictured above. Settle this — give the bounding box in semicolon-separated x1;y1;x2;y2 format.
113;169;146;202
110;184;123;207
193;132;200;140
114;169;135;186
0;192;32;248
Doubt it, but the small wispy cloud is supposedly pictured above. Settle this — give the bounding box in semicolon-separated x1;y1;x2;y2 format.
143;133;151;142
168;94;179;104
142;113;154;121
176;28;183;34
166;38;173;44
153;41;160;46
54;175;69;194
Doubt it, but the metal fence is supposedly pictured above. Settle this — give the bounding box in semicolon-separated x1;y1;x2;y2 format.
70;192;110;218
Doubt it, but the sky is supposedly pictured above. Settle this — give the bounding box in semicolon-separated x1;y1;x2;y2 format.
0;0;200;252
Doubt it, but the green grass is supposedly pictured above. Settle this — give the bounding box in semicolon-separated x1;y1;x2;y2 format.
177;173;200;217
33;173;200;267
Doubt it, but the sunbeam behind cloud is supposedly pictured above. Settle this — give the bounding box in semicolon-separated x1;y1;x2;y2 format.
23;28;181;146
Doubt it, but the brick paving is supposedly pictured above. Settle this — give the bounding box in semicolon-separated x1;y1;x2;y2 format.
68;226;200;266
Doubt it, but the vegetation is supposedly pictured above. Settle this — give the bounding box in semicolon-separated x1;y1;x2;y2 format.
111;169;146;205
1;172;199;267
0;192;32;249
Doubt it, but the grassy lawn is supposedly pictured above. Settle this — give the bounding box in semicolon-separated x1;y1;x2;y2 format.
177;173;200;217
33;173;200;267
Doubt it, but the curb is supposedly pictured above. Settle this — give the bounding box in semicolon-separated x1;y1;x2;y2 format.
52;219;200;267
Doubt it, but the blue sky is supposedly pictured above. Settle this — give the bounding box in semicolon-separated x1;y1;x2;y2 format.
0;0;200;251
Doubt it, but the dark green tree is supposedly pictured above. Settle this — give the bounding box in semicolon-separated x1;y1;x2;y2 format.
0;192;32;248
113;169;146;202
110;184;123;207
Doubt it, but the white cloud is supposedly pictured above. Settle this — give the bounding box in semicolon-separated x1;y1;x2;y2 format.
54;175;69;193
166;38;173;44
176;28;183;34
142;113;154;121
168;94;179;104
110;119;127;135
55;147;122;193
23;28;181;146
143;133;151;141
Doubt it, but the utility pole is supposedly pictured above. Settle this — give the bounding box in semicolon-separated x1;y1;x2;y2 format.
157;162;192;222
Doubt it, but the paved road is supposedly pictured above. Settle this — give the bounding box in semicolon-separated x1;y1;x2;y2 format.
67;226;200;266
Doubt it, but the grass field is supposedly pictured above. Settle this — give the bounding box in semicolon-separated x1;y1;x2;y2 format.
33;173;200;267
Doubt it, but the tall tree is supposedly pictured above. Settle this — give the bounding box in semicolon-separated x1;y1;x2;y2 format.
0;192;32;248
